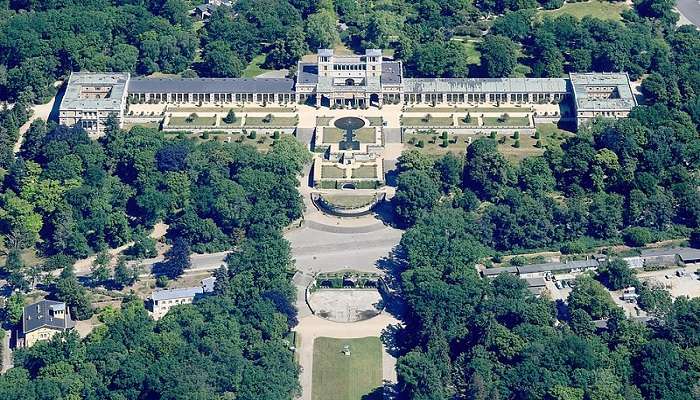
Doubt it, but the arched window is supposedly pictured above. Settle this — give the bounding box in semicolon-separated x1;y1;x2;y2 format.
345;78;355;86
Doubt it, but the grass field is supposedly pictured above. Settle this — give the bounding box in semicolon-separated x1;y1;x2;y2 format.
242;54;274;78
498;123;574;163
169;116;216;127
317;116;334;126
402;115;454;127
321;165;347;179
163;131;282;151
483;116;531;127
464;40;482;65
322;194;377;208
403;123;573;161
322;127;345;143
312;337;383;400
539;0;629;20
367;117;383;126
169;107;295;113
405;133;470;156
123;122;160;131
406;107;527;113
457;115;479;126
354;128;376;143
244;115;297;127
351;165;378;179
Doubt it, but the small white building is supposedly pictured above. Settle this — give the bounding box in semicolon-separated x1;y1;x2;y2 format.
150;287;203;320
149;277;217;319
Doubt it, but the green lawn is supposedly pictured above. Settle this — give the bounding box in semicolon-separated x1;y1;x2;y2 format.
171;107;295;113
403;123;573;162
498;123;574;163
322;127;345;143
540;0;629;20
406;107;526;113
405;133;469;156
354;128;376;143
244;115;297;127
123;121;160;131
464;40;481;65
457;115;479;126
220;118;242;127
483;116;531;127
242;54;274;78
321;195;377;209
321;165;346;179
312;337;383;400
351;165;378;179
401;115;454;127
317;116;334;126
367;117;383;126
168;116;216;127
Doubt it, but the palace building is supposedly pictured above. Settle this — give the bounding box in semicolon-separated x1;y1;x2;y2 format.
58;72;129;133
59;49;637;133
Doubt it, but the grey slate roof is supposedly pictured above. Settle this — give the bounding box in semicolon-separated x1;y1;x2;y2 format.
640;247;700;262
404;78;568;94
22;300;75;334
524;277;546;287
482;266;519;276
128;77;295;94
60;72;129;111
381;62;402;85
297;63;319;85
570;72;637;111
517;259;599;275
151;286;203;302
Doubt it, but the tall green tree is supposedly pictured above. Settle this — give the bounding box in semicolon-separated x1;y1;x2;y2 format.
481;35;518;78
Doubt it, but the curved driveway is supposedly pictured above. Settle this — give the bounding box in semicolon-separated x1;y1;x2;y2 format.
677;0;700;27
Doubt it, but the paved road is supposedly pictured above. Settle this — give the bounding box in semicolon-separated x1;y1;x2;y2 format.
287;226;403;274
126;251;230;277
677;0;700;27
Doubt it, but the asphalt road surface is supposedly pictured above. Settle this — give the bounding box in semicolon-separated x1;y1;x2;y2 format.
677;0;700;27
286;226;403;274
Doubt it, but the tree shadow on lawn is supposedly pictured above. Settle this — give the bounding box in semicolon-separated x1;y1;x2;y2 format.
361;381;401;400
372;200;400;228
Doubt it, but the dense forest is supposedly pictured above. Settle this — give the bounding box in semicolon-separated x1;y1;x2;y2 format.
388;1;700;398
0;116;310;398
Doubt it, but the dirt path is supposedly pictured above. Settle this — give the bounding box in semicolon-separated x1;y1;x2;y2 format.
14;82;63;154
0;329;12;373
294;314;400;400
72;222;169;276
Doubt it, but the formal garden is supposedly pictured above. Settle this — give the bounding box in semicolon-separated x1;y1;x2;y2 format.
404;123;573;162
